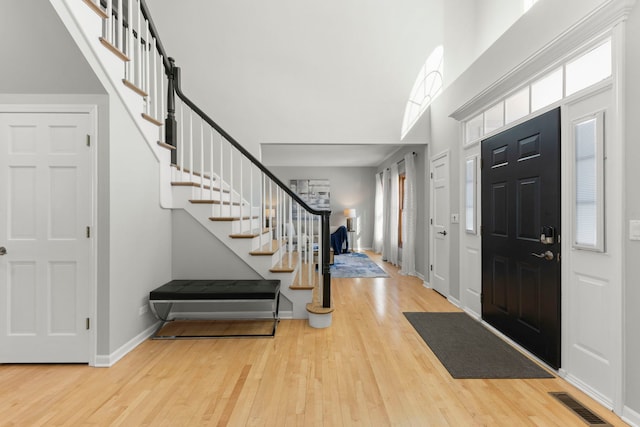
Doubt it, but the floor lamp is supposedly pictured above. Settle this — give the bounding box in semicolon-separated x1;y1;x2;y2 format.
344;209;356;253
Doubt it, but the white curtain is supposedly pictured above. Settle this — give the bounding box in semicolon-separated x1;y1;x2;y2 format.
373;172;384;253
388;163;400;266
400;153;417;276
381;169;390;261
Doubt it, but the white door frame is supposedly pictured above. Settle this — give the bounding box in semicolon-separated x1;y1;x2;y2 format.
0;104;98;366
429;149;450;297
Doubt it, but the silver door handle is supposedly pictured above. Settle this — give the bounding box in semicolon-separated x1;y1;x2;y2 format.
437;230;447;236
531;250;553;261
0;247;6;256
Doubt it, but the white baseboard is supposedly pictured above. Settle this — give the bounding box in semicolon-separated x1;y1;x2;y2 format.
623;405;640;427
447;295;461;308
93;311;293;367
562;373;614;411
93;321;161;367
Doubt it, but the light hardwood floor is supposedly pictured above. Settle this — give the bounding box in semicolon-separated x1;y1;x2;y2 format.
0;252;627;426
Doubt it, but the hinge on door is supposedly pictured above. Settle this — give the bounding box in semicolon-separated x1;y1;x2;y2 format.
480;158;483;169
430;172;433;179
430;265;433;271
86;134;90;147
86;226;91;238
430;218;433;225
86;318;90;330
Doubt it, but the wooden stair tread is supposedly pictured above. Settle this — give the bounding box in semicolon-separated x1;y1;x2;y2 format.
157;141;175;150
99;37;129;62
142;113;162;126
270;252;298;273
209;216;258;222
291;260;320;288
306;303;334;315
229;229;268;239
172;182;226;193
83;0;108;18
123;79;147;97
250;240;281;256
190;199;240;206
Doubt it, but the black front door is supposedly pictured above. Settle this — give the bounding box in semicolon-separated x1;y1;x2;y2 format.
481;108;561;369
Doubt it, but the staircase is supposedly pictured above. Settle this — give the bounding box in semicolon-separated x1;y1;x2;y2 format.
55;0;333;320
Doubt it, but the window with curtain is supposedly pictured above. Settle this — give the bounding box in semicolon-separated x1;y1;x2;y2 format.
398;173;406;247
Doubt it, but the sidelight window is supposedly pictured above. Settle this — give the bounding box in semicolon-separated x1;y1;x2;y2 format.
572;112;604;251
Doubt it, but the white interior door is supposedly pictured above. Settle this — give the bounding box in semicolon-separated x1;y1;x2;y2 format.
0;112;92;363
562;88;621;408
431;152;450;296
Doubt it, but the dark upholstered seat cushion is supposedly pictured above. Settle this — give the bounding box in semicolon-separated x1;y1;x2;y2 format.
149;280;281;300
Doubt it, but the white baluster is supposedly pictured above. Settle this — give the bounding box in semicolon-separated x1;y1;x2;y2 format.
158;52;164;143
116;0;122;51
199;119;204;198
249;164;253;234
307;211;312;287
188;110;193;183
179;102;184;179
136;0;141;88
276;187;282;267
146;21;151;115
260;173;265;248
209;128;214;202
229;145;234;218
239;155;243;232
106;0;113;43
127;0;133;80
287;195;292;266
219;135;224;212
297;204;302;279
152;38;157;120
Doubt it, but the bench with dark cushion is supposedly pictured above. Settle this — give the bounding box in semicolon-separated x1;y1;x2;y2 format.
149;279;281;339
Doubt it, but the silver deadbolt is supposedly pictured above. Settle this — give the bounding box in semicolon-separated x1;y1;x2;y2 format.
0;247;6;256
531;250;554;261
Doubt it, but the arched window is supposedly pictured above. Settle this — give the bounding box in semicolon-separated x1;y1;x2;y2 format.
401;45;443;139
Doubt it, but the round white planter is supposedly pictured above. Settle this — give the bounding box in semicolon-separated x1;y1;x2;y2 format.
308;311;332;329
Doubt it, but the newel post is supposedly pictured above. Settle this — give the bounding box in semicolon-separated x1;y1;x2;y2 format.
321;211;332;308
165;57;179;164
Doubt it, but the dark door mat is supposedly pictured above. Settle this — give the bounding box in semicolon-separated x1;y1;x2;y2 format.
404;312;554;379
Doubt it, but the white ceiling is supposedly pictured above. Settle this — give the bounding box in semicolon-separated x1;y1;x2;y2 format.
261;144;405;167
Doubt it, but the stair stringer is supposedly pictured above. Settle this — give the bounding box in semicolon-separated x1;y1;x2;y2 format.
182;202;312;319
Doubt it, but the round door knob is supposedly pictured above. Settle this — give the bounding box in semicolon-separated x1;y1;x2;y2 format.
0;247;6;256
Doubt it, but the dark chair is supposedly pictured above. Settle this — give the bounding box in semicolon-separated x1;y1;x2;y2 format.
330;225;349;254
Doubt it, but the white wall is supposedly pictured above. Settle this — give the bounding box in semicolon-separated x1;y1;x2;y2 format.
107;96;173;354
624;2;640;418
0;0;103;94
269;166;377;251
171;210;262;280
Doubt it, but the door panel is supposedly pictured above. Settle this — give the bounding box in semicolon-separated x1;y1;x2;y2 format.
431;153;449;296
0;112;91;363
481;108;561;369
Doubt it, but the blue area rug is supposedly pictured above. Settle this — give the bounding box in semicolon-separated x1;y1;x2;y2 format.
330;252;389;278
